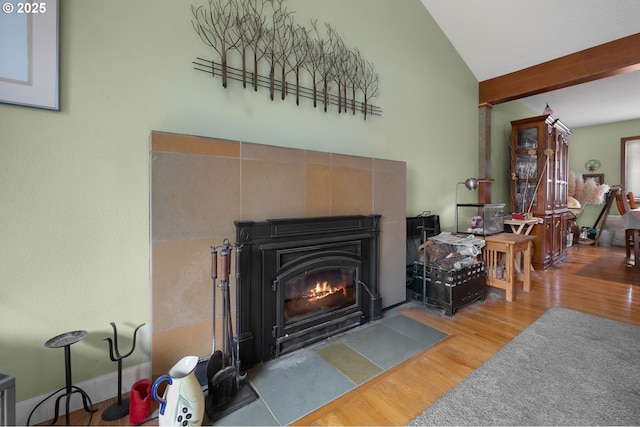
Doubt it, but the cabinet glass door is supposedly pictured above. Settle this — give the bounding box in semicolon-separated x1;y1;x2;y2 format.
515;154;537;179
514;181;537;214
555;133;568;209
517;128;538;150
513;125;540;213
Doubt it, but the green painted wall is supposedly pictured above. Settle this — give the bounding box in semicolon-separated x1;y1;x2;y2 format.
569;118;640;228
0;0;478;401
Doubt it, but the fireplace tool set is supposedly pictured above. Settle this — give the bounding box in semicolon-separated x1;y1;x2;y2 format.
207;239;245;414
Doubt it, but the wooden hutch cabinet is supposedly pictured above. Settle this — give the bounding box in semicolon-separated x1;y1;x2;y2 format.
510;114;571;269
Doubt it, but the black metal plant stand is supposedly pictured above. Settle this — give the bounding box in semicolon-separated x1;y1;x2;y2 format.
101;322;145;421
27;330;96;426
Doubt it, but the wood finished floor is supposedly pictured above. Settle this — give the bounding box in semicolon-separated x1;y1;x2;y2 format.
43;244;640;426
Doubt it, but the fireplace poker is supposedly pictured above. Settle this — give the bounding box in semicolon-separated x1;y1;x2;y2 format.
233;245;245;387
206;246;224;393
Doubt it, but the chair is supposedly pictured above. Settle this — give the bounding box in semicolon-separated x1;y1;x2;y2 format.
628;192;637;209
615;189;638;260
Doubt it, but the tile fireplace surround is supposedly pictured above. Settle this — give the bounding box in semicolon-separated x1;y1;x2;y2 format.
150;131;406;378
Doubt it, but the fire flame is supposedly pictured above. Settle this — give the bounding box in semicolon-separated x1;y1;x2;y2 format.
304;281;345;302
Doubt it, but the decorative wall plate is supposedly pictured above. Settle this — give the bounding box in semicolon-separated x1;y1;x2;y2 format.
585;159;601;171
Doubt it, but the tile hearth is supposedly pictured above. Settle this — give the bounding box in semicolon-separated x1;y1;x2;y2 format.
210;304;447;426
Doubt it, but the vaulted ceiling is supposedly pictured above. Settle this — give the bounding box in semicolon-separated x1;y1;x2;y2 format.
420;0;640;128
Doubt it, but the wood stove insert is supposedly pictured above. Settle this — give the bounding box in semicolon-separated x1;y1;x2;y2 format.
235;215;382;369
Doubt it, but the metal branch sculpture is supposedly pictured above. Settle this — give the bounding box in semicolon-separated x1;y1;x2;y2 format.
327;24;350;114
257;0;287;100
347;49;363;115
192;0;240;88
319;23;339;112
191;0;381;119
245;0;268;91
287;25;309;105
231;1;263;88
270;1;294;101
360;59;380;120
276;12;297;100
300;19;324;109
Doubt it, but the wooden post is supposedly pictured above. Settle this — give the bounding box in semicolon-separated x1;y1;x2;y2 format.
478;103;493;204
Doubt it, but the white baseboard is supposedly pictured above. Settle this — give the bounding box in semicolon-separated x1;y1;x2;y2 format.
16;362;150;426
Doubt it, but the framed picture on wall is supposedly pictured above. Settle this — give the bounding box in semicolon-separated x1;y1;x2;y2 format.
0;0;60;110
584;173;605;185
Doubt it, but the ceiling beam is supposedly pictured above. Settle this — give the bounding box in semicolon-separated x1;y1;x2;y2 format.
478;32;640;106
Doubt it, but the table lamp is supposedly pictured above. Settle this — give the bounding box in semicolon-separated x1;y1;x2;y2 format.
455;177;479;233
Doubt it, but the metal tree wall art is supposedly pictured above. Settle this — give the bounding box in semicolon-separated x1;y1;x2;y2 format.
192;0;381;119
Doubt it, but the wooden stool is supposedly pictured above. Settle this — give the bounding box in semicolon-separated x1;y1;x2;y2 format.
482;233;536;301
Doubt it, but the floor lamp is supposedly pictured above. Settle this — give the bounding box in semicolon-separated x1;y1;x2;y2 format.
455;177;479;233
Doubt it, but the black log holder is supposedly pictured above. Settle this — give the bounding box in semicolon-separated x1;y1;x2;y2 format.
102;322;145;421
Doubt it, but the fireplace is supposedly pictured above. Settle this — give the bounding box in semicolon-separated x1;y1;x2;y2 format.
235;215;382;368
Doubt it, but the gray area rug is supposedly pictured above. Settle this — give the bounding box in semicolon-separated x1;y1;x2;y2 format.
409;307;640;426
